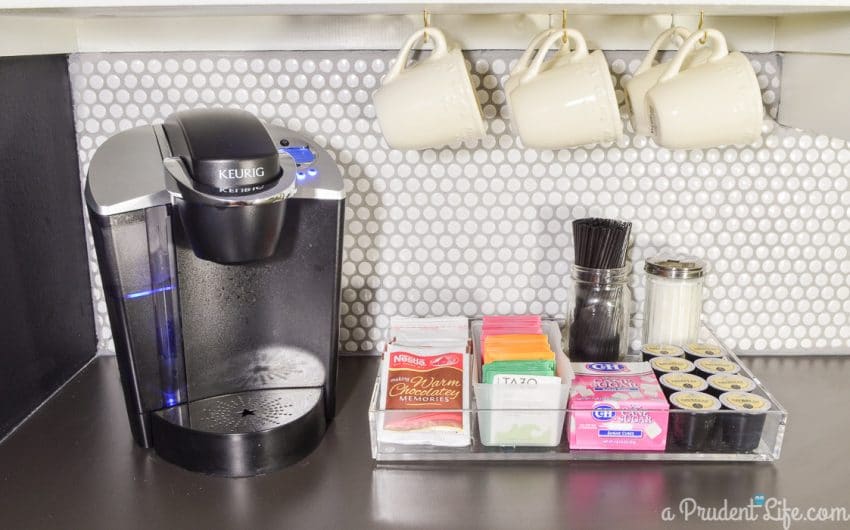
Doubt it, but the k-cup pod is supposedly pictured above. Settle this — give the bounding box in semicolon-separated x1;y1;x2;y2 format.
624;26;711;135
641;343;685;363
650;356;695;379
683;342;724;362
510;29;622;148
715;391;772;452
646;28;763;149
694;358;740;379
373;27;485;150
667;391;721;452
659;372;708;397
706;373;756;397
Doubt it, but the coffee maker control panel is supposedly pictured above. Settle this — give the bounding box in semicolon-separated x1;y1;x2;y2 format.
279;144;319;182
278;145;315;164
271;130;344;201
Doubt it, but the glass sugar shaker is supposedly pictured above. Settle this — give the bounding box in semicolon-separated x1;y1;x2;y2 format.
643;255;707;346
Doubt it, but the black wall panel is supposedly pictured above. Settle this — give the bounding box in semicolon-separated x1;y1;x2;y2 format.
0;55;96;438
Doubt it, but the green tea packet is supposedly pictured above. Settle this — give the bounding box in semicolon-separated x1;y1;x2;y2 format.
482;359;556;384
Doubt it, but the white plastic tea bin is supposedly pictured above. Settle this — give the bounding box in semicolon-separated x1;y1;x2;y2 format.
471;320;574;447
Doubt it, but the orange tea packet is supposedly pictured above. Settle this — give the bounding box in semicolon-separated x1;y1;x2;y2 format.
483;334;554;364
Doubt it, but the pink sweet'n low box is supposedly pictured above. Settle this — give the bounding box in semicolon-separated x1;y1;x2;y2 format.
568;362;670;451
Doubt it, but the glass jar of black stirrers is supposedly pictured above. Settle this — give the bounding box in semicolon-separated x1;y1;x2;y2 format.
563;265;631;362
561;217;633;362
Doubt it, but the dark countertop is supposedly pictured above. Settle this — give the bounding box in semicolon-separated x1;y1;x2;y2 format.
1;355;849;530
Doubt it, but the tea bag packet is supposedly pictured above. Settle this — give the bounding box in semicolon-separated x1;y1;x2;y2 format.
480;316;557;382
483;335;554;364
379;317;471;446
482;359;556;384
483;315;542;324
481;315;543;344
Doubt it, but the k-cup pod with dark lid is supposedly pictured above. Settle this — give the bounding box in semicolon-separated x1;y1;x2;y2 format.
659;372;708;397
650;356;695;378
715;391;772;452
641;343;685;363
706;373;756;397
694;357;741;379
683;342;725;362
667;391;721;452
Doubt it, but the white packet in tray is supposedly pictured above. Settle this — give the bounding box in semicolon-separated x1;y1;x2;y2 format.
492;374;562;385
389;316;469;346
378;342;471;447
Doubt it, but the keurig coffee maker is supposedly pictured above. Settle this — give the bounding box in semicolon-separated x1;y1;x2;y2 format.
85;108;344;476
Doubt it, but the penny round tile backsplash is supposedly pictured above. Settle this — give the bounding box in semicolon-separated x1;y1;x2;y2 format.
69;51;850;355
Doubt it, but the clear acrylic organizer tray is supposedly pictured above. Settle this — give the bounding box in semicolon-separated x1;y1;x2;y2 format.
369;319;788;462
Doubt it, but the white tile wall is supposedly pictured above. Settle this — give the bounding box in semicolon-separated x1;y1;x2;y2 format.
69;50;850;356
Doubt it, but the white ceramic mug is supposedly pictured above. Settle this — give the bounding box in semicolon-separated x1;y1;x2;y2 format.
510;29;622;149
646;28;764;149
373;27;485;150
624;26;712;136
504;28;576;96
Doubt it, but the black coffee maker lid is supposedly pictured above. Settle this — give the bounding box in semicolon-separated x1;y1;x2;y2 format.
162;108;281;193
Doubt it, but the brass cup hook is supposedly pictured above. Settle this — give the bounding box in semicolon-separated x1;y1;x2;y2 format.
423;10;431;43
561;9;568;44
698;10;707;44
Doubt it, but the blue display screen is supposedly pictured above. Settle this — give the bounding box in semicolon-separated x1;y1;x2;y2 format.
279;146;315;164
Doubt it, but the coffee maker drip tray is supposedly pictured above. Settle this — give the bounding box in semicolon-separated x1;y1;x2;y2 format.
150;388;326;476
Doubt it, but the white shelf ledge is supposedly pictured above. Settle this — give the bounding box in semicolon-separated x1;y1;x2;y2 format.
2;2;850;55
4;0;850;16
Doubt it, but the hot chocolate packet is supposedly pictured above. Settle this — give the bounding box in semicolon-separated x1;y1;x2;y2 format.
389;316;469;346
379;321;471;446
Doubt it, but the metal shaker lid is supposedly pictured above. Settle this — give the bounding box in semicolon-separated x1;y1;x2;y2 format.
645;254;707;279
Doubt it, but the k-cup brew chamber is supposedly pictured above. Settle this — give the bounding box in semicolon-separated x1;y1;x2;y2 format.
85;108;345;476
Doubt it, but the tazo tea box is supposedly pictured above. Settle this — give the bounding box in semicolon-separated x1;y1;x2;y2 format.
378;343;470;447
568;362;669;451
